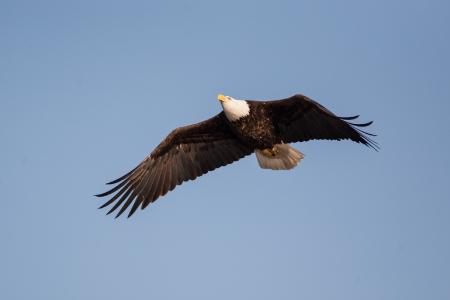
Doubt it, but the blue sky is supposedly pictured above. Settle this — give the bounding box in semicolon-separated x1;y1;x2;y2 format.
1;0;450;299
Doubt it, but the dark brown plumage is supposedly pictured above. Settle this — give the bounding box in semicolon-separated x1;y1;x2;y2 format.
262;95;378;149
96;113;253;218
96;94;377;218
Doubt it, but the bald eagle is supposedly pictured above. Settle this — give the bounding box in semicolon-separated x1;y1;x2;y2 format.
97;94;377;218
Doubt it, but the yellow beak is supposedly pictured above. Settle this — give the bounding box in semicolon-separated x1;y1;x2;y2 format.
217;94;227;102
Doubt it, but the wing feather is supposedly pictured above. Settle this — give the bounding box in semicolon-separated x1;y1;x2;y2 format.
265;94;379;150
106;185;133;215
97;112;253;217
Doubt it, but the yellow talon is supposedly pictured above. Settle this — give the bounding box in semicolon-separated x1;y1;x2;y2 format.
261;147;278;157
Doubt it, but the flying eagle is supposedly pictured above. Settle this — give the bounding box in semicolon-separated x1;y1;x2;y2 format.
97;94;377;218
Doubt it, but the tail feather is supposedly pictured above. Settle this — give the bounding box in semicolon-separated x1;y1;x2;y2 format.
255;144;304;170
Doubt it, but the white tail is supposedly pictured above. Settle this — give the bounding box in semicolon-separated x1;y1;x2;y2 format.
255;144;304;170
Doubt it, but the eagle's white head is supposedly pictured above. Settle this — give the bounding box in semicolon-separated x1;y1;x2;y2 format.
217;94;250;122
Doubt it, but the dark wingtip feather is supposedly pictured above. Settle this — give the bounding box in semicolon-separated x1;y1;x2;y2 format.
358;130;380;151
366;140;380;151
342;117;379;151
95;190;115;198
128;197;143;218
357;128;377;137
106;166;138;185
348;120;373;127
115;197;136;218
339;115;360;120
105;207;120;218
115;198;134;218
106;174;130;185
104;187;134;216
95;178;129;198
98;200;113;209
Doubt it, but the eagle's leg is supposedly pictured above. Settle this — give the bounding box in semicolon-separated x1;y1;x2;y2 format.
261;147;279;157
255;144;304;170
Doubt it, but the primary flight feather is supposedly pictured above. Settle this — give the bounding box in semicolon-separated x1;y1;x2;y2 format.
96;94;378;218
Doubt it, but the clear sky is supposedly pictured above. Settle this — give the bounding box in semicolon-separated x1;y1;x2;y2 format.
1;0;450;299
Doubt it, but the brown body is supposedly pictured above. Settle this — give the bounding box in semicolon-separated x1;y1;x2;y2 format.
227;101;279;149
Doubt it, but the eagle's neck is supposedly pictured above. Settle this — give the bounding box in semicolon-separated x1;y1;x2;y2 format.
221;99;250;122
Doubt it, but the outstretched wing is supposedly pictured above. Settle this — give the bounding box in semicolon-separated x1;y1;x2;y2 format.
265;94;378;150
96;112;253;218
